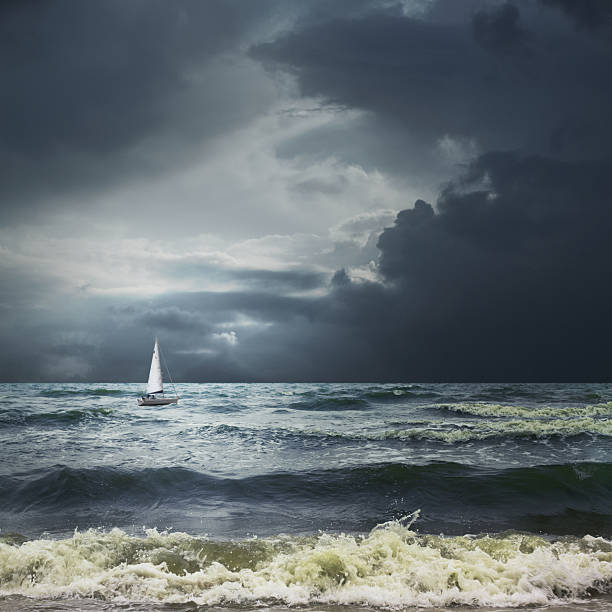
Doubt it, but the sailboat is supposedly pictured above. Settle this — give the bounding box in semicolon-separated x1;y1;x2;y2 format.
137;337;179;406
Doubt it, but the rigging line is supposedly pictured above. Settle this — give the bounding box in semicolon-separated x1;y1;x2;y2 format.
142;346;152;397
160;343;179;398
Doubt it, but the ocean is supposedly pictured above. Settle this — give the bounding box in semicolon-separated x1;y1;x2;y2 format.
0;382;611;611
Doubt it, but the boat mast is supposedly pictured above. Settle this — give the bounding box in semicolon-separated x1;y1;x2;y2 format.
159;341;179;399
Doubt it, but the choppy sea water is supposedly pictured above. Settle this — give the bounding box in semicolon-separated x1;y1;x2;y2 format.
0;382;611;611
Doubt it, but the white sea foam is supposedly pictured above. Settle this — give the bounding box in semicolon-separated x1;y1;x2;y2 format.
269;402;612;443
442;402;612;419
1;522;611;607
380;416;612;442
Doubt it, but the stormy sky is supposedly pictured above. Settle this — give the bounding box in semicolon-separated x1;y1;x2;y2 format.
2;0;612;382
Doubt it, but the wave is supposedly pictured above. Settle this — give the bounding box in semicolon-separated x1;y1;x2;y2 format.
2;462;611;537
0;465;209;513
278;385;440;410
288;396;370;411
206;403;244;413
0;520;611;606
183;413;612;447
364;387;441;401
361;384;443;402
281;419;612;443
0;406;115;427
379;416;612;442
39;388;124;398
437;402;612;419
466;386;548;402
4;404;609;438
462;386;603;403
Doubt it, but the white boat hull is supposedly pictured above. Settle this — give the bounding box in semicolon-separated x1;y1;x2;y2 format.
137;396;179;406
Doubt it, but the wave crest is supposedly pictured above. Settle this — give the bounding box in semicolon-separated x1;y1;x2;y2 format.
1;523;611;607
381;416;612;442
438;402;612;419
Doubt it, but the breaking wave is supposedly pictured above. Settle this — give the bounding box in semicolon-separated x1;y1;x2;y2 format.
1;520;611;607
437;402;612;419
379;416;612;442
184;410;612;445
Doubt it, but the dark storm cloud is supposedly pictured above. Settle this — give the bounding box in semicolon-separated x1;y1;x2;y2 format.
136;306;209;334
333;152;612;381
140;152;612;381
165;150;610;383
539;0;612;30
253;0;612;162
0;0;285;219
4;143;612;384
472;3;529;54
0;0;411;222
0;0;265;157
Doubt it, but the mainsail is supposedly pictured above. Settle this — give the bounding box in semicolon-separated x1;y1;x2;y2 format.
146;338;163;394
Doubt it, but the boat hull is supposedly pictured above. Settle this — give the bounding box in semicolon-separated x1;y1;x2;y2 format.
137;396;179;406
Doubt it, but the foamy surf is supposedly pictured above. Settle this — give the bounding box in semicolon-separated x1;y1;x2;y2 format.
1;520;611;608
438;402;612;419
387;419;612;441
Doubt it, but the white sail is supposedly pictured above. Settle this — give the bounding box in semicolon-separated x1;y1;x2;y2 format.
146;338;163;394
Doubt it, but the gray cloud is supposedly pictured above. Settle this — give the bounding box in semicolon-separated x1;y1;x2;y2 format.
136;306;210;334
363;153;612;380
0;0;290;222
6;151;611;382
161;260;327;293
472;3;530;54
539;0;612;30
2;1;612;382
253;1;612;164
0;0;420;225
0;0;271;157
168;153;612;381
